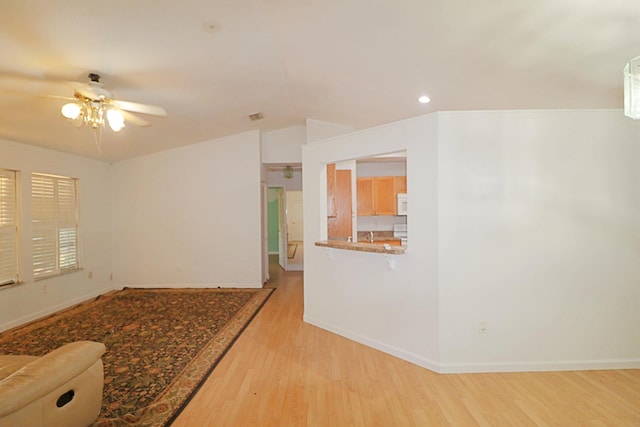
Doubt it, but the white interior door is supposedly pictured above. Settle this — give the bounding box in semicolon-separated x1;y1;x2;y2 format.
286;191;303;242
261;182;269;284
278;188;287;269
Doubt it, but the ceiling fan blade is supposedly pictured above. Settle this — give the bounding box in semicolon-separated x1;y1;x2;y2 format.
0;75;67;96
41;94;76;101
67;81;112;100
114;99;167;117
121;110;151;127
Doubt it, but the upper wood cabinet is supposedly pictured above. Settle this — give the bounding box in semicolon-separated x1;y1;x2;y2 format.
357;176;406;216
373;177;396;216
356;178;374;216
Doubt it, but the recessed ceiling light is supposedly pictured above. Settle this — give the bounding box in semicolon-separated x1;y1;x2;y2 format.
418;95;431;104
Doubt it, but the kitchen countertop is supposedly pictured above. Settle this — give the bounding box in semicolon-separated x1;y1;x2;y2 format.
315;240;406;255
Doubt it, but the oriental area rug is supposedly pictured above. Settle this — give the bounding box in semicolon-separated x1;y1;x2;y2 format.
0;287;273;426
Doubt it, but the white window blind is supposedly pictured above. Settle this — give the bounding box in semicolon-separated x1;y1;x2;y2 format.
0;169;18;286
32;173;79;279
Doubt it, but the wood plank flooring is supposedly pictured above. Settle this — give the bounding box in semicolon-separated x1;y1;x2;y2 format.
172;258;640;426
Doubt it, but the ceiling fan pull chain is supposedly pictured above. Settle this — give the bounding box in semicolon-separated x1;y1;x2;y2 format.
93;126;103;155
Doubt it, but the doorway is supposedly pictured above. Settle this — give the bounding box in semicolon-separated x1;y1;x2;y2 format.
267;187;303;272
285;190;303;270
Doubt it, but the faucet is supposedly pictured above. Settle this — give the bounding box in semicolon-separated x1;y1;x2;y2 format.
368;231;374;243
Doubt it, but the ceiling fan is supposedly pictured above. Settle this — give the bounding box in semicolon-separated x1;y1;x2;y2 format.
58;73;167;152
0;72;167;153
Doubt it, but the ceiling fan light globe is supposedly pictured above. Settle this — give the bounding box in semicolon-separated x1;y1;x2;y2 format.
61;103;81;119
109;122;125;132
107;109;125;132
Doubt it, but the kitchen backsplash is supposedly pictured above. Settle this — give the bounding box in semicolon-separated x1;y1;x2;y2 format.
356;230;396;240
357;215;407;232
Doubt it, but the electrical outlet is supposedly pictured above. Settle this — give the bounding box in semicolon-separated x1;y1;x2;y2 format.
88;271;93;279
479;320;488;334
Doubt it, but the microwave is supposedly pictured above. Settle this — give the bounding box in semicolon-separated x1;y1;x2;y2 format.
397;193;407;216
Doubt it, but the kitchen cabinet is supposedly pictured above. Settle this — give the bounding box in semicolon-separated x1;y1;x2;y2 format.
356;178;374;216
373;176;396;215
327;168;352;240
357;176;406;216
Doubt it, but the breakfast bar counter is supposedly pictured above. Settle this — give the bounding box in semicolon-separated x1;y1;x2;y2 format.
314;240;406;255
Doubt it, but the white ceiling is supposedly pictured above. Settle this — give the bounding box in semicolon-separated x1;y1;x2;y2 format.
1;0;639;162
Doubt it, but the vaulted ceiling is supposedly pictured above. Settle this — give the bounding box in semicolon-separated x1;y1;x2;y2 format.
1;0;639;162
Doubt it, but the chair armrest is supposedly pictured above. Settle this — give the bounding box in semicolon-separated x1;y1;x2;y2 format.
0;341;106;417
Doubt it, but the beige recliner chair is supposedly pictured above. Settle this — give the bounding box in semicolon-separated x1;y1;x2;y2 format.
0;341;106;427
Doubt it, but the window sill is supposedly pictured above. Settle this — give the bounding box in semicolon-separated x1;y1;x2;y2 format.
34;267;83;282
0;280;24;290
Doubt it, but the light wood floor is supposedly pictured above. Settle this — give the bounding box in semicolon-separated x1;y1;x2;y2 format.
172;258;640;426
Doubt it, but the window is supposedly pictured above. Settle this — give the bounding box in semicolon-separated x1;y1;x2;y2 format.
0;169;18;286
32;173;79;279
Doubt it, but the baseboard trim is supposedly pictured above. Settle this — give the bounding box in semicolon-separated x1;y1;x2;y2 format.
116;283;263;290
303;315;640;374
303;315;440;373
0;287;112;333
438;359;640;374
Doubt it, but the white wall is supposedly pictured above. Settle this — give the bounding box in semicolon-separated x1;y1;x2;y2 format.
112;131;263;288
437;110;640;372
263;126;304;190
303;115;441;370
262;126;306;164
0;138;113;331
356;161;406;177
306;119;355;143
304;109;640;373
